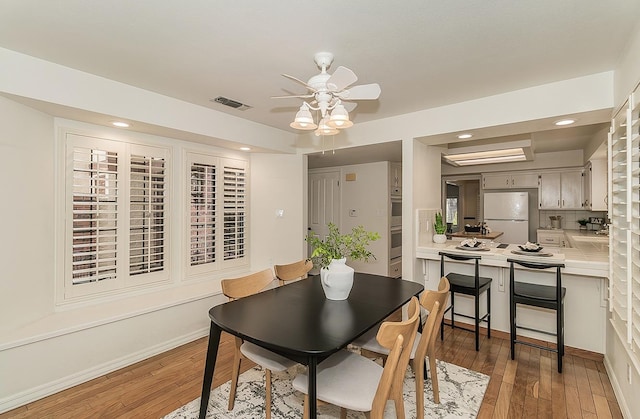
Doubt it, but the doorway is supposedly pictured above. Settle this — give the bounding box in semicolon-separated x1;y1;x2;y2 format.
442;176;481;232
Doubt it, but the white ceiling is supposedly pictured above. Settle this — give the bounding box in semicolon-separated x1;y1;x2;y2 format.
1;1;638;159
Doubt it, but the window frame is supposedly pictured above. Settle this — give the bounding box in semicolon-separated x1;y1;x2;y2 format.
61;133;170;302
608;80;640;374
185;152;248;278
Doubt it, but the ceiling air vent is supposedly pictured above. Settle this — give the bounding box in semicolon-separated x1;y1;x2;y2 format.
211;96;252;111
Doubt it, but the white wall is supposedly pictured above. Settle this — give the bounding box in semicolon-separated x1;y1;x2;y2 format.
406;141;446;284
0;96;304;413
250;153;306;269
339;161;390;276
614;21;640;104
0;96;55;332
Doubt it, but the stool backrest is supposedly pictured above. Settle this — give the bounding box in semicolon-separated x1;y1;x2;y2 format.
439;251;482;289
506;258;565;300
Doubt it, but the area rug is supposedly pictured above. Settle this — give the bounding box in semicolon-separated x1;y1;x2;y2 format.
164;360;489;418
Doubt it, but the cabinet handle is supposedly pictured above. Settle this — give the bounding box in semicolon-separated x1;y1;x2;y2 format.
512;178;515;186
506;179;509;186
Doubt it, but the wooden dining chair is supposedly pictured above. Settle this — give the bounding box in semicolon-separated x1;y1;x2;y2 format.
274;259;313;285
357;277;449;417
222;269;297;419
292;296;421;419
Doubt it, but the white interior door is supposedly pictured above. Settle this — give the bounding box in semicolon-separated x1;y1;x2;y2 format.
308;171;341;261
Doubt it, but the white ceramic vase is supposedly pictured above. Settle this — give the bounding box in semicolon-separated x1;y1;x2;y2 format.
320;258;355;300
433;233;447;244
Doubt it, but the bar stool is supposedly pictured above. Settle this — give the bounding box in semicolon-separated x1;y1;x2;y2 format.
508;258;566;373
439;252;492;351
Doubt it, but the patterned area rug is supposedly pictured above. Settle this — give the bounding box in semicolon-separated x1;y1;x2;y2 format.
165;360;489;418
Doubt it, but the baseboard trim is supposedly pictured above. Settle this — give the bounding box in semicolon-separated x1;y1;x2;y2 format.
604;355;632;419
0;327;209;414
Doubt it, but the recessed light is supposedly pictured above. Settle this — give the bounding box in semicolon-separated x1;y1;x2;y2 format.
240;147;251;151
112;121;130;128
457;133;473;139
554;119;575;126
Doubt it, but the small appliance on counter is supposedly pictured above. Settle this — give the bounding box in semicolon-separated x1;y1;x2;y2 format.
549;215;562;229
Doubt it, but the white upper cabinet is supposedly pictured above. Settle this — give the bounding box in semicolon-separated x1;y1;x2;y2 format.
482;172;538;189
583;159;607;211
390;162;402;196
538;170;583;209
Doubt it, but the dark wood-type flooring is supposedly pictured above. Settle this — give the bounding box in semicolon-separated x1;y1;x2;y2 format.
0;327;622;418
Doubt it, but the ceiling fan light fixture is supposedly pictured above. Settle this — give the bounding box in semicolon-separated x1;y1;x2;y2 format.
327;103;353;129
289;103;317;130
314;117;339;136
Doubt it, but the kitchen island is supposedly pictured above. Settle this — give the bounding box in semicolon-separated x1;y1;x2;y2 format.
416;235;608;353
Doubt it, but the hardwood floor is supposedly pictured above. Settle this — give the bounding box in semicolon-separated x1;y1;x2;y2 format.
0;328;622;418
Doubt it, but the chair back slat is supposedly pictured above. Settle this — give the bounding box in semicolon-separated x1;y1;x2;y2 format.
221;269;275;301
274;259;313;284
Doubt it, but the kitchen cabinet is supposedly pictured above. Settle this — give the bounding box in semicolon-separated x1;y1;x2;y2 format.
482;172;538;189
536;229;569;247
583;159;607;211
538;170;583;209
390;162;402;196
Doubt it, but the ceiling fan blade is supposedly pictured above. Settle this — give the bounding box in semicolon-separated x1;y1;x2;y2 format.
282;73;316;92
326;66;358;92
343;102;357;112
271;93;315;99
338;83;381;100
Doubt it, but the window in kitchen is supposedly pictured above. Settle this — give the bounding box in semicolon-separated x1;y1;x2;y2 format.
64;134;169;301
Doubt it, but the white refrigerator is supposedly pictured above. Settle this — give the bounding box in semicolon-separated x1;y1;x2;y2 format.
483;192;529;244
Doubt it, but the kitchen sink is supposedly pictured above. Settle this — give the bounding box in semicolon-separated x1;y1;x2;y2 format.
570;235;609;243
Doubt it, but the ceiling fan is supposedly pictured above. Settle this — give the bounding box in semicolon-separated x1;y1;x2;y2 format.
273;52;381;134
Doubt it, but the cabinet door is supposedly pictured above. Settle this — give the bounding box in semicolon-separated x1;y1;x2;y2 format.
583;161;592;209
482;173;510;189
538;173;561;209
390;163;402;196
511;172;539;188
561;170;583;209
589;159;608;211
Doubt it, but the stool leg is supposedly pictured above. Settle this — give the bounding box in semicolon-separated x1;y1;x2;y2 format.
557;300;564;373
487;287;491;339
450;292;455;330
475;292;480;351
510;300;516;361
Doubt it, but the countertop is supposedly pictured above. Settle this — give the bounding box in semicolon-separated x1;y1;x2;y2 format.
448;230;504;240
416;229;609;278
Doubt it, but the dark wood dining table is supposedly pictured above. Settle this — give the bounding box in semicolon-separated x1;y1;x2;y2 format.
198;272;424;419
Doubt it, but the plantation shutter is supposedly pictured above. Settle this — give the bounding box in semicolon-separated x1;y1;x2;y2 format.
129;152;166;276
609;103;630;343
630;84;640;357
190;161;217;266
71;147;119;284
609;80;640;372
222;160;246;262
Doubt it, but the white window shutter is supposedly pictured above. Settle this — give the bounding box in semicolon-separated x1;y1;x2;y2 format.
129;152;167;276
71;147;119;284
189;160;217;266
222;159;247;264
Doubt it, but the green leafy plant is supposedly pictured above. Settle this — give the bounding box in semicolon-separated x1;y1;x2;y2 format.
434;212;447;234
306;223;381;269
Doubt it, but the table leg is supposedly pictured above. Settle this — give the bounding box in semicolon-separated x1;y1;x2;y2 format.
308;357;317;418
198;322;222;419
